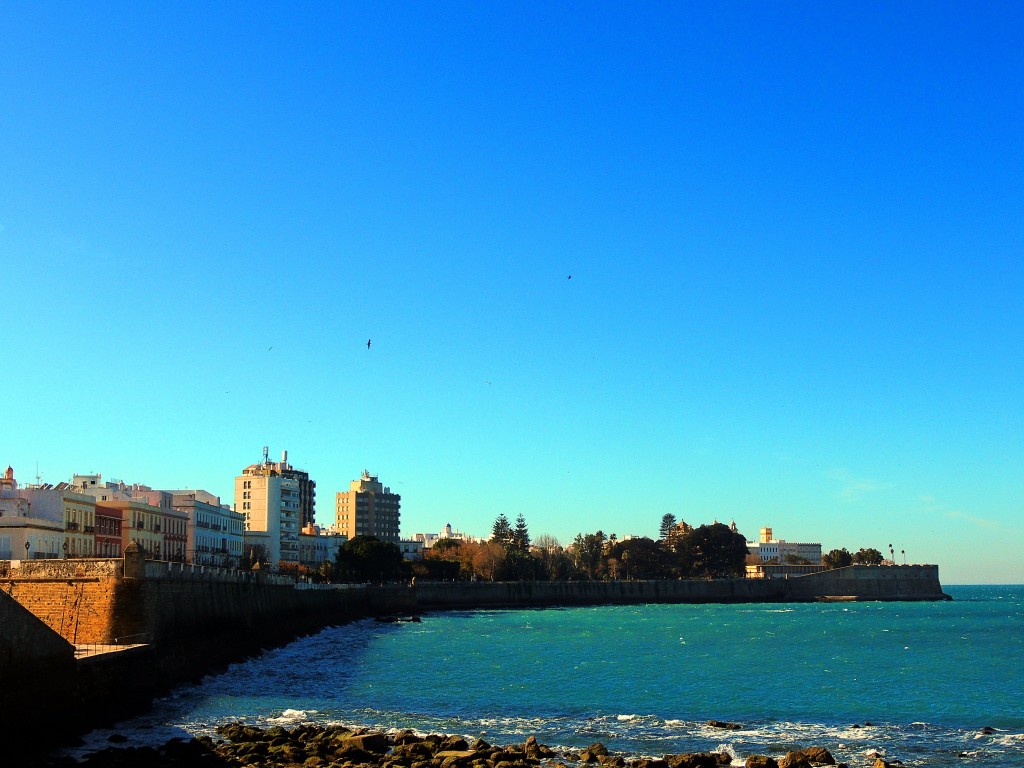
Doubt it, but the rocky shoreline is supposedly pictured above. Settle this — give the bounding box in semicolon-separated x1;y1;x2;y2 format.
42;722;901;768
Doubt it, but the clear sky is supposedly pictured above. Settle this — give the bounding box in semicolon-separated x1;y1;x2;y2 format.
2;2;1022;584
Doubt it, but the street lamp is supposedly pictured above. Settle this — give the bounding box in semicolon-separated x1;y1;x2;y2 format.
24;540;30;560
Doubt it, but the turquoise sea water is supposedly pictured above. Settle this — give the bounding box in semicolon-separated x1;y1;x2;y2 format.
77;585;1023;766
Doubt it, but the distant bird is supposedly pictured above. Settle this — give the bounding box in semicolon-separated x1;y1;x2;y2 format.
268;346;273;351
367;339;372;349
567;275;572;280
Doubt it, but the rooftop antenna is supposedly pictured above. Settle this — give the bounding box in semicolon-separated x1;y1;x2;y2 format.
35;461;41;485
262;445;269;466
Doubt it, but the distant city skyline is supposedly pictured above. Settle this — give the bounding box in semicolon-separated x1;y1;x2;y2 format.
2;2;1022;584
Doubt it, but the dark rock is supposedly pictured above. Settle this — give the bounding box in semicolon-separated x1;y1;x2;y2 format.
744;757;778;768
343;732;392;754
779;747;835;767
664;753;730;768
802;747;835;765
442;735;470;751
598;756;626;768
632;759;670;768
707;720;742;730
106;734;128;743
524;735;541;758
470;739;492;752
437;749;480;768
394;741;435;760
979;727;996;735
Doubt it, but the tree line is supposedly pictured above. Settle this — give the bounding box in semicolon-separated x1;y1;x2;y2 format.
416;513;750;582
254;515;892;584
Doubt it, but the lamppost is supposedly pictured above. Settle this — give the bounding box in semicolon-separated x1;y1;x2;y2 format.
63;540;69;559
24;540;30;561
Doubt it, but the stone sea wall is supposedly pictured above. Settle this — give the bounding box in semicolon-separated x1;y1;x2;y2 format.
0;561;947;753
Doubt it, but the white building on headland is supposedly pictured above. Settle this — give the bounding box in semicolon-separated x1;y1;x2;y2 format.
410;522;481;549
746;527;822;565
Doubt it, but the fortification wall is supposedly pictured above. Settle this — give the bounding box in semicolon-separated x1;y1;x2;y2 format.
410;577;788;608
787;564;949;600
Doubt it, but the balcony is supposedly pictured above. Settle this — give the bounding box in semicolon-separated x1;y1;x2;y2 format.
84;525;95;533
66;521;80;531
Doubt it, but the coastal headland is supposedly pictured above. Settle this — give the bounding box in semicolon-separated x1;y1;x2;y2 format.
1;553;949;754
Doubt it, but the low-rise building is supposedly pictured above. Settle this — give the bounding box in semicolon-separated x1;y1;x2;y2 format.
132;488;189;562
19;482;97;558
398;540;424;560
169;491;244;567
94;504;123;557
298;523;346;570
0;466;64;559
746;526;822;565
94;499;163;559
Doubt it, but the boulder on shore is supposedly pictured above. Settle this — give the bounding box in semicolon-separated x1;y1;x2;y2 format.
664;752;732;768
706;720;742;730
745;757;779;768
779;746;836;767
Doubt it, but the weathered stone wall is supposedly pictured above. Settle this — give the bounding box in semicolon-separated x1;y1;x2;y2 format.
0;590;76;755
407;566;948;608
1;575;122;643
0;588;74;669
785;564;948;600
409;577;788;608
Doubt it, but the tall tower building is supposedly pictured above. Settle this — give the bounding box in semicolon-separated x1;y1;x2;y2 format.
235;448;307;565
277;449;316;527
335;470;401;543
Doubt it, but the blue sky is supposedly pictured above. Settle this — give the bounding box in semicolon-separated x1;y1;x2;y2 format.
2;2;1022;584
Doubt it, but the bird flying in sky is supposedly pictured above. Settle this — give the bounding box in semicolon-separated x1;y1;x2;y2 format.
367;339;371;349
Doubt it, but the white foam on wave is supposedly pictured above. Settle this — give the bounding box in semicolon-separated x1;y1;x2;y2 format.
617;714;637;722
268;708;312;723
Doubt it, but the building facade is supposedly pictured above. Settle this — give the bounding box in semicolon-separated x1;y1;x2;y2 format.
235;453;302;566
746;526;823;565
0;467;64;559
19;482;97;558
335;470;401;543
170;491;244;567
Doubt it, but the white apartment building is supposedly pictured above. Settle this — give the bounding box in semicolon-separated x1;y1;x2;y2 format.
169;490;245;567
236;452;301;566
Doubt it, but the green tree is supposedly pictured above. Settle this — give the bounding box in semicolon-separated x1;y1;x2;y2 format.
572;531;606;579
822;548;853;569
432;538;463;553
686;522;749;578
852;547;884;565
513;514;531;552
607;537;672;580
334;536;406;583
659;513;678;540
491;514;513;546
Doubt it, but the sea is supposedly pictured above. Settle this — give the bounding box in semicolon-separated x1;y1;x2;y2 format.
72;585;1023;767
